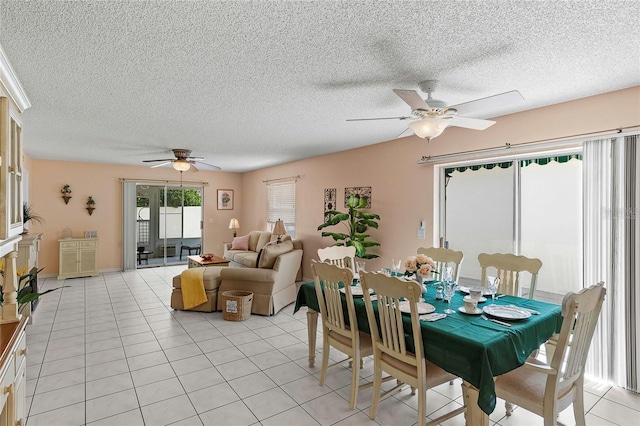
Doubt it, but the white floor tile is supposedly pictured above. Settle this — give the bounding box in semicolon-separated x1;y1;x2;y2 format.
198;399;258;426
29;383;85;415
85;388;140;423
140;394;197;425
26;401;85;426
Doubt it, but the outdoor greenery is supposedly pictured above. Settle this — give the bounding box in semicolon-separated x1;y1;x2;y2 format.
160;188;202;208
317;194;380;259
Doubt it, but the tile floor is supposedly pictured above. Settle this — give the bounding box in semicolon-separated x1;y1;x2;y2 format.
25;266;639;425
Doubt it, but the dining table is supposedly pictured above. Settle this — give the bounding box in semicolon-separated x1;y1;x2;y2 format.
294;279;563;426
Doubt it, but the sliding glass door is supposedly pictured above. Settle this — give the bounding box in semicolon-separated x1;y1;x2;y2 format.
135;184;203;267
443;154;582;302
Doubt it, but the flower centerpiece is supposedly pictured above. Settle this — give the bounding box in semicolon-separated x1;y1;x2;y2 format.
405;254;437;283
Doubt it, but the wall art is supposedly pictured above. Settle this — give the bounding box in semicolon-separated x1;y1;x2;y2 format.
345;186;371;208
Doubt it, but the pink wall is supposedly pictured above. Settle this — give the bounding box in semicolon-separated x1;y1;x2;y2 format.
26;160;242;276
241;87;640;280
25;86;639;279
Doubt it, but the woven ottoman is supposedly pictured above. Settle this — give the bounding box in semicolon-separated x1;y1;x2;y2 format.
171;266;224;312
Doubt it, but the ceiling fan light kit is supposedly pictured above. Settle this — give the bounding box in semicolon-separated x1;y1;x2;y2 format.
173;159;191;171
143;148;221;172
409;116;452;141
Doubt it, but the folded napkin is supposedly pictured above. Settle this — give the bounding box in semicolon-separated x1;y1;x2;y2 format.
420;313;447;322
180;268;207;309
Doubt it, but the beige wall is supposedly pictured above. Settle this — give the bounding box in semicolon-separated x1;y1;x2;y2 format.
241;87;640;280
25;160;242;276
25;86;639;279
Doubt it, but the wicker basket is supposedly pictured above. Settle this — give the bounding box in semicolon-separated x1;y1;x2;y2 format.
221;290;253;321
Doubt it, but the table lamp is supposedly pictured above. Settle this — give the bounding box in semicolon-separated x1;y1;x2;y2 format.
273;219;286;243
228;218;240;237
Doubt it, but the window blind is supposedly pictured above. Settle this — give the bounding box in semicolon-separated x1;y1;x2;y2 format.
267;181;296;226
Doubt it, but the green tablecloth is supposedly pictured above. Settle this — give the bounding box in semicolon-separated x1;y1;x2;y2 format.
294;281;563;415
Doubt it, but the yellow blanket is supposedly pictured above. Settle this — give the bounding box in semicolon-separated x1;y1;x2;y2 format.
180;268;207;309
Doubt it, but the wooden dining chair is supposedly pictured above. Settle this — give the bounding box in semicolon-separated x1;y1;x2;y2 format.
359;272;466;426
311;261;373;409
317;245;357;274
495;282;606;426
478;252;542;299
417;247;464;282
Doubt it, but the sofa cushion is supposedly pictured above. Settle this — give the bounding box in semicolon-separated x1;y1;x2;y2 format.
256;232;272;252
248;231;262;252
258;240;294;269
231;235;250;250
269;234;291;244
233;251;259;267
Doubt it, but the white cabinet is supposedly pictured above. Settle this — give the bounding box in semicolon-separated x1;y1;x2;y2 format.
0;318;27;426
58;238;99;279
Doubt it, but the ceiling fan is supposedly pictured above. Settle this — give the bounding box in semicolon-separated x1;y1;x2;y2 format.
142;149;221;172
347;80;524;141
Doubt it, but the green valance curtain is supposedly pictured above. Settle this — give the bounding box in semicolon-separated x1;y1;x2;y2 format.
520;154;582;167
445;154;582;174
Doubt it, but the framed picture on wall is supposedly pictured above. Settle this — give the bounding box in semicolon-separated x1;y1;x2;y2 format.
217;189;234;210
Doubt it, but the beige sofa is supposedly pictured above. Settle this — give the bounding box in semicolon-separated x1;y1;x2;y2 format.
171;233;303;315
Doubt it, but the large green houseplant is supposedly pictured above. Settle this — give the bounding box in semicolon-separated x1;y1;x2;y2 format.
317;194;381;259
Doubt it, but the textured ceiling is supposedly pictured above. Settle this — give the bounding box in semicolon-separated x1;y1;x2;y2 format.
1;1;639;172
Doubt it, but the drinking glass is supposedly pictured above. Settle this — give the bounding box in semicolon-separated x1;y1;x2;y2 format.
443;282;456;314
391;259;401;275
356;261;366;274
442;266;453;284
487;277;500;303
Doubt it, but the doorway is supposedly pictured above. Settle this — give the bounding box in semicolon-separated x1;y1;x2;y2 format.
135;184;203;268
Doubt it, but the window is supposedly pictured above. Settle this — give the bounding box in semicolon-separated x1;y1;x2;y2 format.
443;153;582;303
267;180;296;238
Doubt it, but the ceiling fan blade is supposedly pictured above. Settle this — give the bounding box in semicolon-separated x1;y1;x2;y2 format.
188;163;199;172
186;156;204;161
346;116;411;122
150;161;172;168
450;116;496;130
143;158;174;163
449;90;524;116
393;89;430;110
195;161;222;171
396;127;415;138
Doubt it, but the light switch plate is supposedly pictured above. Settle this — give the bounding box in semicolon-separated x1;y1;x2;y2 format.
417;229;425;239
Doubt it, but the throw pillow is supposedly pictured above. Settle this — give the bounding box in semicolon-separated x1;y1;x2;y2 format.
258;240;294;269
230;234;250;251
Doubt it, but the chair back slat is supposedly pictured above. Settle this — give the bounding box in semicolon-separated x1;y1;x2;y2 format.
318;246;357;274
478;253;542;299
312;261;356;342
417;247;464;282
360;272;422;367
552;282;606;384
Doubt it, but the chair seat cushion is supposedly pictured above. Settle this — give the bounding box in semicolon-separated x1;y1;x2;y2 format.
495;357;574;410
381;352;457;388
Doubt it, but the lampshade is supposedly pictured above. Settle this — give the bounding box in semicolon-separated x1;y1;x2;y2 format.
273;219;286;236
409;116;451;141
228;218;240;230
173;159;191;172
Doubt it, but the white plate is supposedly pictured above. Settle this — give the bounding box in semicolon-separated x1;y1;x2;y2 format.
458;306;482;315
483;305;531;320
464;295;487;303
458;286;493;297
399;301;435;314
339;286;373;297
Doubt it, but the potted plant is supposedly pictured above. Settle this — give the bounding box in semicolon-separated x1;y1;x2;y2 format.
22;202;44;234
61;184;72;204
0;262;67;311
317;194;381;259
86;196;96;215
